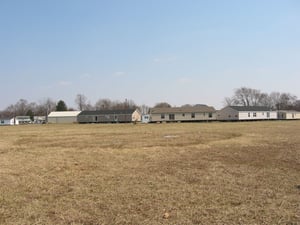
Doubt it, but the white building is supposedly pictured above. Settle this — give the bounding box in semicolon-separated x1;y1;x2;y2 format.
34;116;46;124
141;114;151;123
47;111;81;124
217;106;277;121
277;110;300;120
15;116;31;124
0;118;19;125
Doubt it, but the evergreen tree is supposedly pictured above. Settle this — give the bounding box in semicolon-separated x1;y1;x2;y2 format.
26;109;34;121
56;100;68;111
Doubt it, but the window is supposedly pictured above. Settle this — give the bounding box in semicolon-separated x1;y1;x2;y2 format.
208;112;212;118
248;113;251;117
95;116;98;122
267;112;270;118
253;112;257;117
161;114;165;119
182;113;185;117
1;120;4;124
191;113;195;118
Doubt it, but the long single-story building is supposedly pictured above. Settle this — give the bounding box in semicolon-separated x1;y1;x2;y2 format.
149;105;216;122
217;106;277;121
47;111;81;124
277;110;300;120
0;117;19;125
77;109;141;123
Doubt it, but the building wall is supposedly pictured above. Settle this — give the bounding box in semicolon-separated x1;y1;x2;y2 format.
0;118;19;125
132;110;141;122
48;116;78;124
239;111;277;120
0;120;9;125
278;112;300;119
288;112;300;119
150;112;216;122
141;115;150;123
78;113;135;123
217;107;278;121
217;107;239;121
16;116;31;124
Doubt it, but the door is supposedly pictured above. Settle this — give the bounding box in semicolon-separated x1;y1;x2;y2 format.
169;114;175;121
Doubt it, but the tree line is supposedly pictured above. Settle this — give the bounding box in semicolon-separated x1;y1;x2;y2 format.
0;95;147;119
0;87;299;119
224;87;300;110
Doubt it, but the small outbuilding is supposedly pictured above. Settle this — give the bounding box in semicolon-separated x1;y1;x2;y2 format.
141;114;151;123
77;109;141;123
149;105;216;122
217;106;277;121
15;116;31;124
34;116;46;124
47;111;81;124
277;110;300;120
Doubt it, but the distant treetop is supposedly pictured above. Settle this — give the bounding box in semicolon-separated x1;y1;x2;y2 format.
154;102;171;108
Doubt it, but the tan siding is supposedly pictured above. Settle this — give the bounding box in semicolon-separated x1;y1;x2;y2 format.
132;110;142;122
278;111;300;120
217;107;238;120
150;112;216;122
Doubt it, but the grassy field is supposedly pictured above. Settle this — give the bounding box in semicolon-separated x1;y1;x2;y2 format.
0;121;299;225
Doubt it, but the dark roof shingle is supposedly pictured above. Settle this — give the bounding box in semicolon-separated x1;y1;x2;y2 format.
229;106;272;111
79;109;136;116
150;105;216;114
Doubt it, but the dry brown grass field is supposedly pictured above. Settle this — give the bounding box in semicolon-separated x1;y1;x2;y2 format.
0;121;299;225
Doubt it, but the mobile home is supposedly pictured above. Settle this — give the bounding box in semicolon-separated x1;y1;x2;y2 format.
217;106;277;121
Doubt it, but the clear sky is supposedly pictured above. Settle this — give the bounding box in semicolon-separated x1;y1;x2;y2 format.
1;0;299;110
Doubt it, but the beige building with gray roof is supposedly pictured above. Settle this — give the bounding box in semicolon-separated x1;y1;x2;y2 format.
217;106;277;121
150;105;216;122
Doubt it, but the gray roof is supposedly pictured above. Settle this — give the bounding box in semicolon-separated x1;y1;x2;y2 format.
277;110;300;113
79;109;137;116
150;106;216;114
229;106;272;111
0;117;13;120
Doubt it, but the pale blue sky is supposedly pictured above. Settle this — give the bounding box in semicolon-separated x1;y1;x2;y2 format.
1;0;299;110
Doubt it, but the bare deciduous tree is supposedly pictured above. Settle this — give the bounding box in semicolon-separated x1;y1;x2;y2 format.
223;97;234;106
15;99;29;115
138;104;150;114
95;98;137;110
95;98;112;110
154;102;171;108
231;87;267;106
225;87;298;109
75;94;88;111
